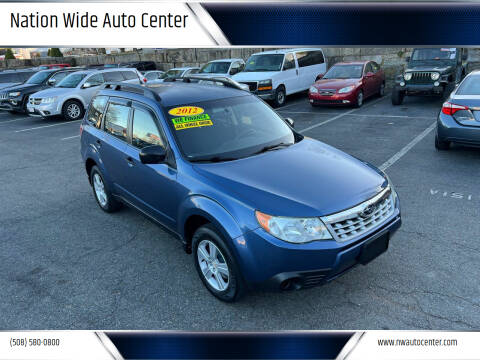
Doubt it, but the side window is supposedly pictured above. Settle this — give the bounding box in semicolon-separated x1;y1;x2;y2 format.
132;108;165;149
104;102;130;141
103;71;124;82
145;72;158;81
87;95;108;129
86;74;104;87
364;63;373;74
190;69;199;74
371;62;380;73
283;53;295;70
121;71;138;80
296;51;325;67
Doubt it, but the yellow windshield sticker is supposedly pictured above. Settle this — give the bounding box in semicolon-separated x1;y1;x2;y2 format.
172;113;213;130
168;106;204;116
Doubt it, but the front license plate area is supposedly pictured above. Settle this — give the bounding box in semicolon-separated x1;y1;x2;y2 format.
358;233;389;265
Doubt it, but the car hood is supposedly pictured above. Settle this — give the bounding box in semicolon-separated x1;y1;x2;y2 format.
406;64;453;73
4;83;44;93
30;87;72;98
192;138;386;217
0;82;21;90
232;71;279;82
313;78;360;90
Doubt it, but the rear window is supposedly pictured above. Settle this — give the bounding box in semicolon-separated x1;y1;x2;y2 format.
103;71;124;82
456;75;480;95
121;71;139;80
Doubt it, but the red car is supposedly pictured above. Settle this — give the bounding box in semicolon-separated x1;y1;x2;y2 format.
308;61;385;107
38;63;71;70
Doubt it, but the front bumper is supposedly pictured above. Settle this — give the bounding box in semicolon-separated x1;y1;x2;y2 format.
437;112;480;147
0;98;24;112
236;204;401;290
394;82;446;95
26;102;61;117
308;91;356;106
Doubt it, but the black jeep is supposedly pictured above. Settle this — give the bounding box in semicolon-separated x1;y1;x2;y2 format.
392;48;468;105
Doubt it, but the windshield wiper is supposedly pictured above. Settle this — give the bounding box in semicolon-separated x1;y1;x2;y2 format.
254;142;292;155
190;156;239;163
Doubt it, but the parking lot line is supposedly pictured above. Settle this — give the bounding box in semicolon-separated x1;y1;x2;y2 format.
14;120;82;133
281;111;436;120
379;121;437;171
61;135;80;141
0;116;33;125
299;96;388;134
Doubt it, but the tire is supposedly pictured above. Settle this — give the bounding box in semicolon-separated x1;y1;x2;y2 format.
391;90;404;105
62;99;84;121
89;165;121;213
272;86;286;108
356;90;364;108
435;133;450;150
193;224;245;302
378;83;385;97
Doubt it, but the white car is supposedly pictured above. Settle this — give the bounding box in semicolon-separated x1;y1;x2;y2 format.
233;48;326;107
195;58;245;79
143;70;165;83
26;68;143;121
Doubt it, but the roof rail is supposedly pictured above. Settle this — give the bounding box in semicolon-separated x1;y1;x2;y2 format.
102;82;161;101
164;76;247;91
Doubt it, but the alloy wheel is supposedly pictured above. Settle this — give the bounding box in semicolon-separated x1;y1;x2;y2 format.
67;103;81;119
197;239;230;291
93;173;108;207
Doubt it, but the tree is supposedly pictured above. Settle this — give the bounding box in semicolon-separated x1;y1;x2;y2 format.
48;48;63;57
5;48;15;60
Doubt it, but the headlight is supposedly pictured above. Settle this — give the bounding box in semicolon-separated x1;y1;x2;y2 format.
309;86;318;93
8;92;21;97
258;79;272;91
383;173;398;206
338;85;355;93
255;211;332;243
431;72;440;80
404;72;412;81
41;97;57;104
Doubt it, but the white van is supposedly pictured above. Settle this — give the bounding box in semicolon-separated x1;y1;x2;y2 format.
232;48;326;107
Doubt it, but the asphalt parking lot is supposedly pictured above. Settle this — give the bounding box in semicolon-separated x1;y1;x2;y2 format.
0;92;479;330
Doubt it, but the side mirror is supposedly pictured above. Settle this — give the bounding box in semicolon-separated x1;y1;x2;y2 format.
406;56;411;62
139;145;166;164
82;82;92;89
47;78;56;86
365;72;375;78
285;117;295;128
230;68;239;75
316;73;324;81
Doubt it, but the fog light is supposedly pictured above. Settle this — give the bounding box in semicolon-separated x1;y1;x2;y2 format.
342;100;350;103
400;81;405;87
43;111;50;115
309;99;313;103
10;100;17;105
434;81;440;87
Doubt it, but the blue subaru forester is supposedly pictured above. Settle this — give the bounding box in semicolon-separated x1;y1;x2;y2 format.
80;78;401;301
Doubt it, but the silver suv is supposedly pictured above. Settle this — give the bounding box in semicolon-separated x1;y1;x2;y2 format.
26;68;143;121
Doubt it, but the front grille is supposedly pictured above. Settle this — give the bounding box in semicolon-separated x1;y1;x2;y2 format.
29;98;42;105
312;99;344;104
321;187;395;242
408;72;434;84
319;89;336;96
241;82;257;92
0;92;7;100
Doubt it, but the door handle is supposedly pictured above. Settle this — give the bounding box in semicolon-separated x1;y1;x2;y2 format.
126;156;135;167
95;139;101;148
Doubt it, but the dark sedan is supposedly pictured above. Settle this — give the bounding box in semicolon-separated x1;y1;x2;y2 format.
436;71;480;150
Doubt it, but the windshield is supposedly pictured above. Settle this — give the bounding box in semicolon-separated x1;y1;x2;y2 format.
411;48;456;62
167;95;297;161
456;75;480;95
323;65;363;79
55;73;87;88
161;70;184;79
25;71;52;84
199;62;231;74
244;54;284;72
